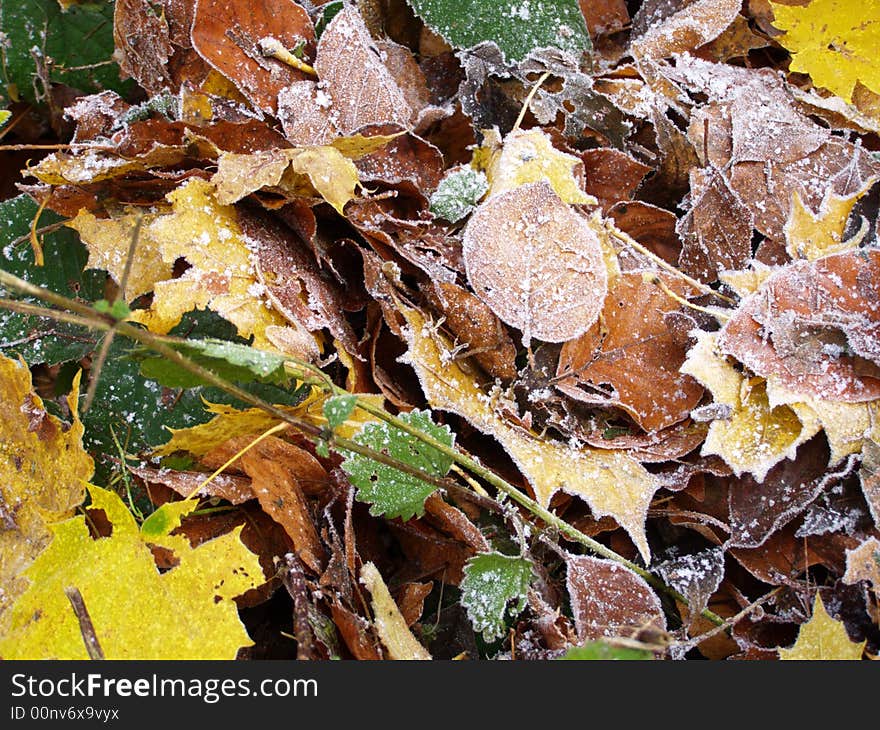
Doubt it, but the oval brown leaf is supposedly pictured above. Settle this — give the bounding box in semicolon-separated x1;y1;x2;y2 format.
462;181;608;345
191;0;316;114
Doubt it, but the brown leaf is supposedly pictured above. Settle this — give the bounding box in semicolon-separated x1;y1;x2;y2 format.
114;0;173;93
394;582;434;627
631;0;742;60
677;166;753;282
579;0;630;36
718;250;880;401
424;280;518;382
130;466;254;505
463;181;608;346
695;13;771;61
580;148;651;213
557;272;704;432
191;0;316;114
565;554;666;642
330;599;383;660
352;124;444;193
654;548;725;628
608;201;681;268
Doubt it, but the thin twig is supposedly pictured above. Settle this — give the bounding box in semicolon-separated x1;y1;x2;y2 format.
64;586;105;660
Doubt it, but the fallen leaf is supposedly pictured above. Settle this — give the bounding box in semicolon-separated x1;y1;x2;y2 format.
462;181;608;345
0;486;262;659
360;562;432;659
842;536;880;590
654;549;724;628
557;272;704;432
565;553;666;642
113;0;173;94
190;0;316;114
460;552;533;642
0;359;91;631
681;331;819;481
860;439;880;527
778;593;865;659
770;0;880;102
399;305;659;562
783;183;872;261
632;0;742;60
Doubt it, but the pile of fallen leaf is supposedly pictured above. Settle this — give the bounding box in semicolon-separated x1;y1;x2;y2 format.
0;0;879;660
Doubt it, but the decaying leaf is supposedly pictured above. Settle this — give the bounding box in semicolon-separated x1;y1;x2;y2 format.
842;536;880;590
0;486;262;659
0;358;92;631
783;184;872;261
778;593;865;659
398;305;659;562
462;181;608;346
361;562;432;660
632;0;743;59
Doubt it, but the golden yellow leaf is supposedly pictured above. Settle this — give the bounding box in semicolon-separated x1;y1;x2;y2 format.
771;0;880;102
0;358;92;632
67;208;171;300
128;178;299;351
28;151;144;185
785;396;879;464
843;536;880;591
212;145;362;214
779;593;865;660
476;128;596;205
398;305;658;562
0;485;262;659
783;183;872;261
718;263;773;298
360;562;431;660
154;389;383;457
681;331;819;481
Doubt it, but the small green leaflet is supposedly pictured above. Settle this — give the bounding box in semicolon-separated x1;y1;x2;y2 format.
342;409;454;520
460;552;533;642
406;0;591;63
429;168;488;223
135;337;291;389
323;394;357;431
559;641;653;660
0;0;132;105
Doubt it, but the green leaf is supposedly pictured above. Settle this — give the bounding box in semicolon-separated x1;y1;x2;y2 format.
0;0;131;105
406;0;590;63
342;409;454;520
323;394;357;431
460;552;533;642
315;0;345;38
0;194;104;365
559;641;654;660
0;109;10;127
429;167;488;223
136;337;292;389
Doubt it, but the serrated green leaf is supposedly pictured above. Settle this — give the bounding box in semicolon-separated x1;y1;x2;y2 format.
136;338;291;389
324;394;357;431
460;551;533;642
429;167;488;223
559;641;653;660
0;194;104;365
342;409;454;520
406;0;590;63
0;0;132;105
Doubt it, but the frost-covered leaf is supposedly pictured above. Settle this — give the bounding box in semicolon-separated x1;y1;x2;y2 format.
681;331;819;481
783;184;872;261
361;562;431;659
860;439;880;527
0;358;91;631
559;641;652;660
342;409;455;521
398;305;659;562
323;394;357;431
843;536;880;590
0;0;130;105
429;167;488;223
462;181;608;346
478;128;596;205
460;552;533;642
565;554;665;642
771;0;880;102
0;486;262;659
631;0;742;60
407;0;591;63
654;549;724;627
778;593;865;660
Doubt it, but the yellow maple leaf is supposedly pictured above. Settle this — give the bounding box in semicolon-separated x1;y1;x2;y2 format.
681;331;819;481
779;593;865;660
771;0;880;102
154;389;383;457
0;357;92;633
360;562;431;660
128;178;305;352
783;183;873;261
398;305;658;562
67;208;171;300
0;486;262;659
475;128;597;205
718;263;773;298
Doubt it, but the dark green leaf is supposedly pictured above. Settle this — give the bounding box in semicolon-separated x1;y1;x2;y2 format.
429;167;488;223
460;552;533;642
323;394;357;431
342;409;454;520
0;0;132;105
406;0;590;63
